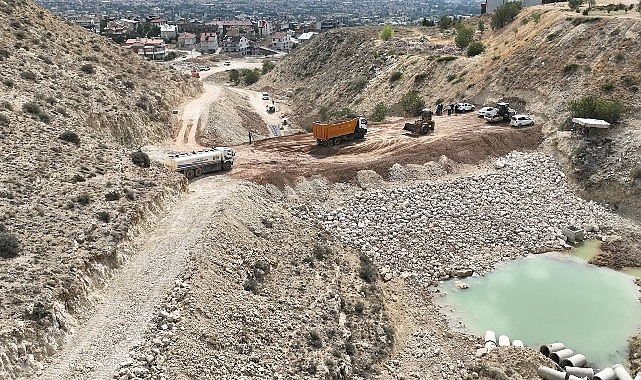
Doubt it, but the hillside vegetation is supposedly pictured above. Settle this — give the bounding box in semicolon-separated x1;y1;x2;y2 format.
258;4;641;218
0;0;198;376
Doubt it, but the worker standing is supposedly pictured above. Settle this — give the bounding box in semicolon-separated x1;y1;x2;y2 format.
248;130;253;144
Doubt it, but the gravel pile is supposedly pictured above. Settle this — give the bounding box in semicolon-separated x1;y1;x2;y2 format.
296;152;625;285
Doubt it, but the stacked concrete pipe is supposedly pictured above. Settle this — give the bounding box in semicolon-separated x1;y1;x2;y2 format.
565;366;594;379
613;364;634;380
594;367;616;380
484;330;496;350
550;349;574;364
540;343;565;358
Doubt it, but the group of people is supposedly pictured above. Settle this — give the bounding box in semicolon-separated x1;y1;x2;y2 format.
435;103;463;116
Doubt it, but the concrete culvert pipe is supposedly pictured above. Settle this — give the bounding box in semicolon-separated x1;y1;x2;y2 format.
484;330;496;344
560;354;587;369
565;366;594;379
549;348;574;364
540;343;565;357
594;367;616;380
512;340;524;347
498;335;510;347
635;372;641;380
485;341;496;351
537;366;567;380
613;364;634;380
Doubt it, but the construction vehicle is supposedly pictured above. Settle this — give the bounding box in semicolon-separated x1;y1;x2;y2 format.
312;116;368;146
164;147;235;179
403;108;435;135
484;102;516;123
266;104;275;114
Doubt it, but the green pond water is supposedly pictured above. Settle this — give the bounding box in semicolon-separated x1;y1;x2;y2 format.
440;253;641;368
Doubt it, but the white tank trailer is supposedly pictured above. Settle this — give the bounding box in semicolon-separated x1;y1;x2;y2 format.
164;147;235;179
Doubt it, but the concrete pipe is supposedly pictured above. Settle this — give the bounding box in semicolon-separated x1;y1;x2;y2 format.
540;343;565;357
613;364;634;380
565;366;594;379
560;354;587;369
594;367;616;380
634;372;641;380
567;376;585;380
549;348;574;364
537;366;566;380
512;340;524;347
484;330;496;344
498;335;510;347
485;341;496;351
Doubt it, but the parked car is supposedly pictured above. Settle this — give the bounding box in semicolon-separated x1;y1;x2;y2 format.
510;114;535;127
199;66;210;71
477;106;495;118
262;92;270;100
456;102;475;112
224;61;231;66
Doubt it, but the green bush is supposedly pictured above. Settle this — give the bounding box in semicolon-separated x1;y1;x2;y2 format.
455;26;474;49
400;91;425;116
0;49;9;60
0;232;21;259
131;150;150;168
105;191;121;201
630;167;641;179
20;70;37;81
436;55;458;62
229;69;240;83
467;41;486;57
319;106;330;121
370;103;387;122
568;0;583;10
491;1;523;29
261;61;275;74
601;82;615;92
2;78;14;87
96;211;110;222
0;114;8;127
414;73;427;83
389;71;402;82
59;130;80;145
75;193;91;205
568;95;625;123
379;24;394;40
243;69;260;85
446;74;457;82
563;63;579;73
351;76;368;91
438;16;454;29
23;102;41;115
307;330;323;348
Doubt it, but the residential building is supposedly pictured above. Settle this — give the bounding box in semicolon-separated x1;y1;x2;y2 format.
124;38;166;60
483;0;541;13
160;24;178;40
257;20;273;37
223;35;249;55
271;31;291;52
199;32;218;53
177;32;197;50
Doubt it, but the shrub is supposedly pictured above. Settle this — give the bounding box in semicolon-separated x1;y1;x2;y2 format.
467;41;486;57
0;114;8;127
564;63;579;73
370;102;387;122
436;55;458;62
319;106;330;121
400;90;425;116
601;82;615;92
243;69;260;85
75;193;91;205
354;301;364;315
334;107;355;118
131;150;150;168
22;102;41;115
313;243;332;261
351;76;368;91
59;130;80;145
81;64;95;74
2;78;14;87
446;74;457;82
568;0;583;10
630;167;641;179
438;15;453;29
379;24;394;40
491;1;523;29
38;112;50;123
455;26;474;49
0;232;21;259
307;330;323;348
414;73;427;83
20;70;37;81
228;69;240;83
358;255;377;283
0;49;10;60
261;60;275;74
38;54;53;64
389;71;402;82
568;95;625;124
96;211;110;222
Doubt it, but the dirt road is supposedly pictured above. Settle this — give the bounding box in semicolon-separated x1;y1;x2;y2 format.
32;178;237;379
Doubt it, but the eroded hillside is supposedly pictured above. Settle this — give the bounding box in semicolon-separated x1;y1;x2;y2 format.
0;0;199;376
257;4;641;218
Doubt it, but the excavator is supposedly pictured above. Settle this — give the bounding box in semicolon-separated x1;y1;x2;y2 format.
403;108;435;135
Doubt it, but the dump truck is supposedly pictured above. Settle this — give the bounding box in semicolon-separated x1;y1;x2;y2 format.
403;108;435;135
164;147;235;179
484;102;516;123
312;117;368;146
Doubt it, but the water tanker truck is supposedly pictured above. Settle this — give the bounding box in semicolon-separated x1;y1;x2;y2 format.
164;147;235;179
312;117;368;146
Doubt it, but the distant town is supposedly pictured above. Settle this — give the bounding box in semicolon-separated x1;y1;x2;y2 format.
34;0;481;60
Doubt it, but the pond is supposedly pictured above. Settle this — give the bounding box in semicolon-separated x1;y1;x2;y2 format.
439;253;641;368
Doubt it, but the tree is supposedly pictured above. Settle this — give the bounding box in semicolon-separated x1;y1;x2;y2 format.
467;41;486;57
568;95;625;124
261;61;275;74
422;18;435;27
478;20;485;33
455;26;474;49
243;69;260;85
568;0;583;10
229;69;240;84
400;91;425;116
379;24;394;41
438;16;453;29
491;1;523;29
370;103;388;122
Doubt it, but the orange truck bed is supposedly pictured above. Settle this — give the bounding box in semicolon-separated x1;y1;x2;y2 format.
312;118;358;141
